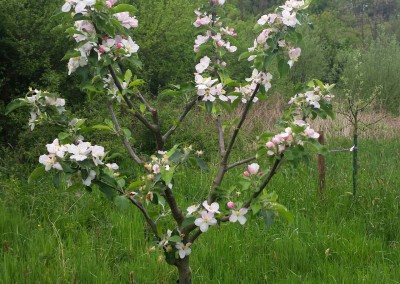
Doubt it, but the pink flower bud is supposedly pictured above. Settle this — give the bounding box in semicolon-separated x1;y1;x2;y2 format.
227;201;235;209
99;47;105;53
258;172;263;176
243;171;250;177
233;33;237;37
266;141;275;148
196;17;202;25
248;163;260;175
103;36;109;41
116;43;122;49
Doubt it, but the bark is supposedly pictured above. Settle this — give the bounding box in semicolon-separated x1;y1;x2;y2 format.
176;257;192;284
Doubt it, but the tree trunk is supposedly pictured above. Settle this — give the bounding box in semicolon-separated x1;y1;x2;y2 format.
176;257;192;284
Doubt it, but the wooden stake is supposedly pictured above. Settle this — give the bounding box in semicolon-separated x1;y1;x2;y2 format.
318;131;326;199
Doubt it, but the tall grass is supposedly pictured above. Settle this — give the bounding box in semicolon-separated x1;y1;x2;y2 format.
1;138;399;283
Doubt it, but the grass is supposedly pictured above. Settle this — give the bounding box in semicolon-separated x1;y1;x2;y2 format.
1;138;399;283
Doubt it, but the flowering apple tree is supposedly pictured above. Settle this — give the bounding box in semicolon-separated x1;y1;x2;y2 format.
6;0;335;283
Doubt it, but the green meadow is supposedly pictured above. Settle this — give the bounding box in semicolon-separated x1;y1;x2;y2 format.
1;138;399;283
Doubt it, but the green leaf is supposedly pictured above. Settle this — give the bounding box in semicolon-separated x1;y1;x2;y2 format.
110;4;137;14
53;172;62;189
91;124;113;131
114;196;130;211
278;58;290;78
28;166;46;184
250;203;262;215
168;235;182;243
161;167;174;185
260;210;275;228
128;180;145;189
61;50;80;61
195;157;208;171
205;101;213;113
124;69;132;83
139;104;146;114
5;99;30;115
122;128;131;139
58;132;70;140
129;79;145;87
238;51;257;61
95;181;115;200
181;216;196;229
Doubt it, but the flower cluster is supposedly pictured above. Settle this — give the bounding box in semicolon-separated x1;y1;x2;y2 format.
62;0;96;15
188;199;248;233
24;89;66;130
288;85;334;109
193;201;219;232
144;151;171;177
249;0;307;68
193;1;239;103
265;122;320;156
39;138;110;186
63;1;140;75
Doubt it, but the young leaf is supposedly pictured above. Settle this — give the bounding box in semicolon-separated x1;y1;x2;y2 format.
28;166;46;184
5;99;30;115
278;58;289;78
110;4;137;14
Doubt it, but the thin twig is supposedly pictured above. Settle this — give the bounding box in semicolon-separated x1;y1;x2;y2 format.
243;157;282;208
107;101;143;164
207;83;261;204
127;195;160;240
163;96;198;142
189;228;202;243
225;156;256;172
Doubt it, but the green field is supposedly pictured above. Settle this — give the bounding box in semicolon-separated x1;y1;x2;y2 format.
1;138;399;283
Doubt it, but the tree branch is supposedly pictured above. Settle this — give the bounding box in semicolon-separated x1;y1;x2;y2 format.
163;96;198;143
208;83;261;204
107;101;143;164
162;187;184;226
108;65;134;109
217;115;226;158
225;156;256;172
127;195;160;240
243;157;282;208
189;228;202;243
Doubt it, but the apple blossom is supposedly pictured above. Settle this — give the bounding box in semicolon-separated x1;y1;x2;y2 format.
90;145;105;166
82;170;96;186
229;208;248;225
248;163;260;175
195;56;211;74
202;200;220;213
68;141;91;161
46;139;67;158
152;164;160;174
175;242;192;259
106;163;119;171
194;210;217;232
39;154;63;171
288;47;301;68
187;204;199;215
106;0;117;8
266;141;275;148
114;12;138;29
68;56;88;75
281;9;299;27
